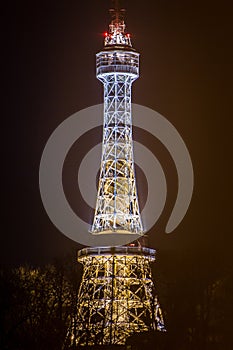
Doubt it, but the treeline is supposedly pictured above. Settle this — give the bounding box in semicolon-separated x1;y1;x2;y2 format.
0;256;81;350
0;252;232;350
154;250;232;350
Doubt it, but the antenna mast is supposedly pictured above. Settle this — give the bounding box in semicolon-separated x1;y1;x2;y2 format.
109;0;126;27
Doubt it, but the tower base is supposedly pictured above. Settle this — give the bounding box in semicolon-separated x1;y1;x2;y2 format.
63;246;165;348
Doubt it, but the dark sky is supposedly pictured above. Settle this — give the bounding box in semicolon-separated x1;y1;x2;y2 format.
1;0;232;268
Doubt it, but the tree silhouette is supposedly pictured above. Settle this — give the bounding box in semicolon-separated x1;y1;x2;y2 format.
0;250;232;350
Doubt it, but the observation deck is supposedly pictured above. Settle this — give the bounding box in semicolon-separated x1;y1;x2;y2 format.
78;246;156;262
96;50;139;78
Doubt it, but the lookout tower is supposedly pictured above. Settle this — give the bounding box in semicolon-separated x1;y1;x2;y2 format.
63;3;165;348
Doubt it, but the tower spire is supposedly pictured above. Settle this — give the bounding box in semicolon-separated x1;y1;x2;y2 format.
104;0;131;47
114;0;120;21
110;0;124;24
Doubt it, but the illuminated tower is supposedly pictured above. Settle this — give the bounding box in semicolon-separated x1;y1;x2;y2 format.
63;3;165;348
91;8;142;235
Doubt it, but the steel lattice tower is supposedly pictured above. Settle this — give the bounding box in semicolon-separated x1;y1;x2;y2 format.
64;3;165;348
91;19;142;235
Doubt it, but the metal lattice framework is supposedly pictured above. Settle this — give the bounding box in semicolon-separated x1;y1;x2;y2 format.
64;247;165;347
63;5;166;349
91;65;143;234
90;0;143;235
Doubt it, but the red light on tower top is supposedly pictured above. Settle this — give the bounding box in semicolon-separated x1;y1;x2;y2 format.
102;4;133;48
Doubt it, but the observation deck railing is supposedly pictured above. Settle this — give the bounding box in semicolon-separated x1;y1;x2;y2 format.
78;246;156;260
96;50;139;77
97;64;139;76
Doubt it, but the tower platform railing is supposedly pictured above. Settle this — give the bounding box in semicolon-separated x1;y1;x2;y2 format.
78;246;156;260
97;64;139;76
96;50;139;77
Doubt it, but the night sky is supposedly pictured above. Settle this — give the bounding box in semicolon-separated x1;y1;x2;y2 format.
1;0;232;271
